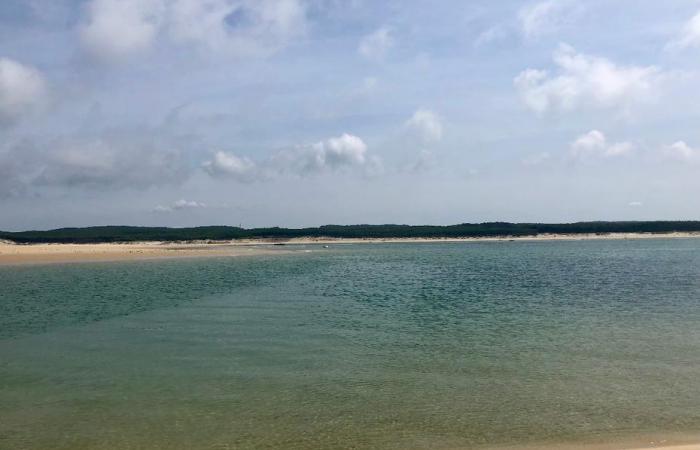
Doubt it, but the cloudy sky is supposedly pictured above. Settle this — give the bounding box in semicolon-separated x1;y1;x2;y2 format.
2;0;700;230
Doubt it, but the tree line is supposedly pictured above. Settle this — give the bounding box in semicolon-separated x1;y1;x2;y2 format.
2;221;700;243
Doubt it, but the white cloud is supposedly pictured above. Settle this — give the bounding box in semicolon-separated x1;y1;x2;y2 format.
203;133;377;181
405;109;443;143
202;151;257;181
570;130;634;160
663;141;700;163
667;10;700;50
518;0;577;39
628;201;643;207
167;0;307;55
79;0;164;63
307;133;368;171
514;44;662;114
0;58;47;125
153;198;206;213
79;0;307;63
358;27;394;61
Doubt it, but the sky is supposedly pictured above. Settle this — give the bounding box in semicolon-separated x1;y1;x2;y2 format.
2;0;700;230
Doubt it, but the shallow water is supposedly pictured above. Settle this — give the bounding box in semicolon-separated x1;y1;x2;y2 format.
2;240;700;449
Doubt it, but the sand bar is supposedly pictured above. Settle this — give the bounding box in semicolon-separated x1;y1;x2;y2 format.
2;231;700;265
0;241;290;266
275;231;700;244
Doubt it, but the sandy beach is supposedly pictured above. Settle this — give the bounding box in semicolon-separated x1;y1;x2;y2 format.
0;241;290;265
3;232;700;265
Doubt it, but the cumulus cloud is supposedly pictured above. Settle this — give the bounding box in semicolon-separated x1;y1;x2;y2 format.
270;133;371;175
0;58;47;125
79;0;307;63
518;0;576;38
308;133;367;170
153;199;206;213
202;151;257;181
405;109;443;143
358;27;394;61
514;44;662;114
662;141;700;163
570;130;634;160
202;133;379;182
667;10;700;50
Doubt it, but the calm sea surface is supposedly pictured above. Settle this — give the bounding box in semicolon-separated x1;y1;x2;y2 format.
2;240;700;449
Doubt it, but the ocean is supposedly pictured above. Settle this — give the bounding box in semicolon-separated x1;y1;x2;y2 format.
2;239;700;449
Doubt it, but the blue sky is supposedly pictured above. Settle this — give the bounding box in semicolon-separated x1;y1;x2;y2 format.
2;0;700;230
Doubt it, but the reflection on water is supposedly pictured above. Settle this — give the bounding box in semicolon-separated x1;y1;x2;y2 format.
2;240;700;449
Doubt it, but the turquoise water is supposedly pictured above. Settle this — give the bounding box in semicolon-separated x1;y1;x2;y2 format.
2;240;700;449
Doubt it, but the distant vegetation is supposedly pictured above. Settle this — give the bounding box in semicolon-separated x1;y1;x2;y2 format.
2;222;700;243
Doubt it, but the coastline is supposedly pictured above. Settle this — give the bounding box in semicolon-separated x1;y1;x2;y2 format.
265;231;700;245
482;431;700;450
0;242;291;266
2;231;700;265
489;443;700;450
490;438;700;450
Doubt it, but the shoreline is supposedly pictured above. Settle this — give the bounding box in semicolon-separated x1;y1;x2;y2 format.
488;443;700;450
482;432;700;450
2;231;700;265
0;242;293;266
257;231;700;245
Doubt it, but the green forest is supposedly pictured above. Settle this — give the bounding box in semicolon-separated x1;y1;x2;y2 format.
2;221;700;243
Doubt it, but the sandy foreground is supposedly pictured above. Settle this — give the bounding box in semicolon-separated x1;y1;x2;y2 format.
2;232;700;265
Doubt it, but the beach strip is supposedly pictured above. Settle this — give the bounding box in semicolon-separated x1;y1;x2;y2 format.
3;231;700;265
0;242;289;265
